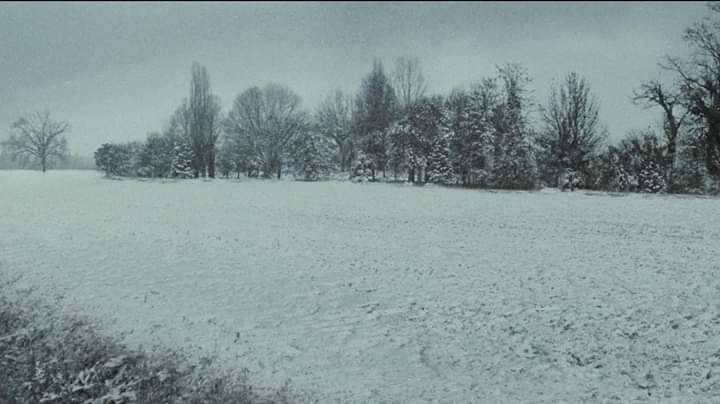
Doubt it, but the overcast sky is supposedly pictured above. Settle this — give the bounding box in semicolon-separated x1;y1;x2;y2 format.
0;2;709;155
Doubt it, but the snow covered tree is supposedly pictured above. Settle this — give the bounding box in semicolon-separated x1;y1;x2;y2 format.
663;3;720;179
171;142;195;178
464;78;500;186
633;81;690;190
289;130;338;181
673;124;707;193
359;130;389;181
538;72;606;187
225;84;307;179
387;121;414;180
353;60;399;178
399;96;447;183
187;62;223;178
95;144;121;176
639;161;666;193
351;151;373;183
445;88;471;184
596;147;633;191
427;131;454;184
491;64;539;190
595;129;667;193
139;132;174;178
94;143;133;177
215;139;236;178
316;89;354;172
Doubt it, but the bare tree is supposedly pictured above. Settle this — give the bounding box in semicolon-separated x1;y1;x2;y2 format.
392;56;427;112
316;89;354;171
188;62;222;178
225;84;307;178
540;72;606;185
2;111;69;172
165;99;192;142
662;2;720;178
633;80;690;187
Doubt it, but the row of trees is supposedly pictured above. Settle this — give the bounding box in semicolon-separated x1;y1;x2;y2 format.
90;52;713;194
3;2;711;194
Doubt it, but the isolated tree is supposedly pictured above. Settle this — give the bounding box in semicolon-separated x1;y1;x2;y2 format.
316;89;354;171
2;111;69;172
539;72;606;186
354;60;399;178
392;56;427;113
225;84;307;178
184;62;222;178
633;81;690;188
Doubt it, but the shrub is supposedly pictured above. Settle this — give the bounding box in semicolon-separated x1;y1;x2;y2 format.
0;276;291;404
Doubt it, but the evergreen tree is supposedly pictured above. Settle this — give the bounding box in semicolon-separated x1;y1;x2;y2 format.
216;139;235;178
464;79;500;186
94;143;132;177
290;130;338;181
139;132;174;178
387;122;412;180
172;142;195;178
427;131;454;184
353;60;399;179
351;151;372;183
673;127;707;193
445;88;471;184
491;64;539;190
639;161;666;193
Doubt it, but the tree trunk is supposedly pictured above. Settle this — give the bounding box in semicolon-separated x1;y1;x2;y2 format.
207;150;216;178
409;167;415;183
41;157;46;173
706;117;720;178
277;164;282;179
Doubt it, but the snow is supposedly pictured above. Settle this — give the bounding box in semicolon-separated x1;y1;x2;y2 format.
2;170;720;402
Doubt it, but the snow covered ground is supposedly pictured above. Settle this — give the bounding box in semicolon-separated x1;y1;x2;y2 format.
2;170;720;403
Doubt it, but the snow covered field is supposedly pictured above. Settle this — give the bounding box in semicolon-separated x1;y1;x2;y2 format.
2;170;720;403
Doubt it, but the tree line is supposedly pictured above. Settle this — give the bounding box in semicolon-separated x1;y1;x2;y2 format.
91;61;602;190
7;3;720;194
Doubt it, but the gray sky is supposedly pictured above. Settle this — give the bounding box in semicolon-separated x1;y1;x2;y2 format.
0;1;709;155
